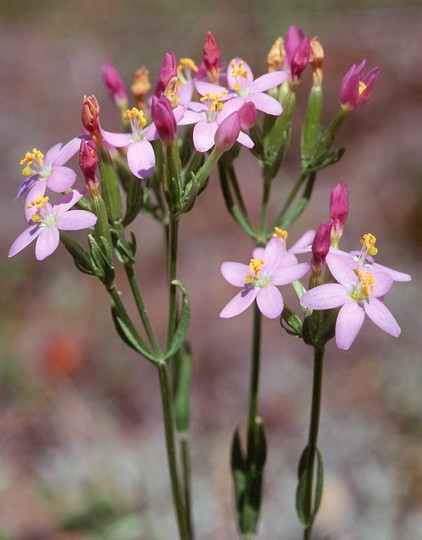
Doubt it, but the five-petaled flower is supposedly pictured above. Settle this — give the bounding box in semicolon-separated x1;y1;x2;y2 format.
300;255;401;350
9;190;97;261
220;236;309;319
17;138;82;220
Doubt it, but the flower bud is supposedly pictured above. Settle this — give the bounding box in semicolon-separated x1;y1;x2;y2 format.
102;62;127;107
131;66;151;110
203;31;221;83
151;95;177;143
214;111;240;153
163;76;180;108
79;139;99;183
154;52;177;97
238;102;257;131
330;183;349;247
310;221;332;284
291;36;310;83
267;37;285;72
81;95;102;141
309;37;324;87
340;59;380;110
285;25;305;66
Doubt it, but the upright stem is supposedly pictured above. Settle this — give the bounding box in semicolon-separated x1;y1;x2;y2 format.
247;304;262;458
166;215;179;350
303;346;325;540
258;178;272;243
158;362;189;540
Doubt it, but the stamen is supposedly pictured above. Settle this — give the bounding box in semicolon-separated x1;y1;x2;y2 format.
20;148;44;176
356;269;375;298
358;81;367;95
231;59;248;79
360;233;378;256
177;58;198;74
124;107;147;127
249;258;264;279
273;227;288;241
26;195;49;210
200;90;227;113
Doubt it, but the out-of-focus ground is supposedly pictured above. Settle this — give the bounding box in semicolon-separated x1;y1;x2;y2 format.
0;1;421;539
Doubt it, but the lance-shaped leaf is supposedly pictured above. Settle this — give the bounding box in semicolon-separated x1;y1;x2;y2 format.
163;279;190;360
296;444;324;528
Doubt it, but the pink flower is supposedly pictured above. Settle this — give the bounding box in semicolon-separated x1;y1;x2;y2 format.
340;60;380;110
220;237;310;319
9;190;97;261
300;256;401;350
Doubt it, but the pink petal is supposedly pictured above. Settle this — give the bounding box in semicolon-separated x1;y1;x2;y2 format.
372;272;393;297
195;80;229;98
289;229;315;254
327;255;359;287
101;129;133;148
54;190;84;216
46;166;76;192
300;283;348;310
262;237;284;271
217;97;244;122
25;181;47;223
237;131;254;148
227;58;254;89
127;140;155;179
335;301;365;350
256;285;283;319
178;110;204;126
57;210;97;231
247;93;282;115
193;120;217;152
364;298;401;337
53;136;83;166
371;262;412;282
221;262;250;287
44;143;64;164
252;71;289;93
36;227;60;260
8;224;42;257
219;287;257;318
272;262;310;286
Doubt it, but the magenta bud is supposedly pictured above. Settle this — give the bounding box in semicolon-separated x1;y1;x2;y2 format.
291;36;310;81
79;139;98;178
154;52;177;97
81;95;101;140
203;31;221;83
102;62;127;105
238;102;257;131
214;112;241;152
285;25;305;66
151;95;177;143
311;222;332;270
340;59;380;110
330;183;349;231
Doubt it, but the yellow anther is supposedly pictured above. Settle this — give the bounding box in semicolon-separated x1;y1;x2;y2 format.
177;58;198;74
273;227;288;241
26;195;49;210
31;214;42;223
20;148;44;176
200;90;227;113
361;233;378;256
249;258;264;279
245;275;254;284
358;80;367;95
231;59;248;79
124;107;147;127
164;76;180;108
357;269;375;298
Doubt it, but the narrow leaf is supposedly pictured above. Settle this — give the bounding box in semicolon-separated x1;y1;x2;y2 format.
164;279;190;360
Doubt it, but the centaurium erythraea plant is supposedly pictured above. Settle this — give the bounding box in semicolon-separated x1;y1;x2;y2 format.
220;235;309;319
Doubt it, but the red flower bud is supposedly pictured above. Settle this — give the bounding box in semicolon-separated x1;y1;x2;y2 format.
214;112;240;153
291;36;310;82
81;95;101;140
151;95;177;143
203;31;221;83
154;52;177;97
311;221;332;270
330;183;349;246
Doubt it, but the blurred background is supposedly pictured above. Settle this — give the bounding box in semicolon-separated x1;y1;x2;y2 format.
0;0;421;539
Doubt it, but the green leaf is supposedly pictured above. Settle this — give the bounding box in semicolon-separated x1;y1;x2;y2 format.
231;428;247;520
280;305;303;337
295;445;324;528
88;235;115;286
163;279;190;360
173;345;192;433
111;305;157;363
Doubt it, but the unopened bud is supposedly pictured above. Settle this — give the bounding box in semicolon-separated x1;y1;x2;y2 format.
330;183;349;247
131;66;151;110
81;95;101;141
238;102;257;131
155;52;177;97
203;31;221;83
102;62;127;106
164;76;180;108
311;222;332;281
267;37;285;72
214;112;240;153
151;95;177;143
309;37;324;87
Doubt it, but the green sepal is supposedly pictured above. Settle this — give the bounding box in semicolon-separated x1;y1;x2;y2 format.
280;306;303;338
163;279;190;361
302;308;338;349
295;445;324;528
176;173;198;215
111;304;157;364
122;174;145;226
173;343;192;433
301;86;323;162
88;234;115;286
114;230;137;265
98;145;123;225
303;147;345;174
59;232;96;276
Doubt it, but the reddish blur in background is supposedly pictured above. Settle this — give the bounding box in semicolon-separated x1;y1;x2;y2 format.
0;1;421;539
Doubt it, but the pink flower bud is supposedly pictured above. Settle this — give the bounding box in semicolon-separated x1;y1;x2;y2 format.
81;95;101;140
203;31;221;83
79;139;98;179
291;36;310;81
102;62;127;106
214;112;240;153
330;183;349;247
340;59;380;110
154;52;177;97
285;25;305;66
238;102;257;131
311;222;332;271
151;95;177;143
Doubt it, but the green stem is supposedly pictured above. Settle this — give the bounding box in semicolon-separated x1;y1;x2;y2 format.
258;178;272;243
272;171;307;229
158;362;190;540
303;346;325;540
166;215;179;351
124;263;161;357
280;172;317;230
246;304;262;460
180;433;193;539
